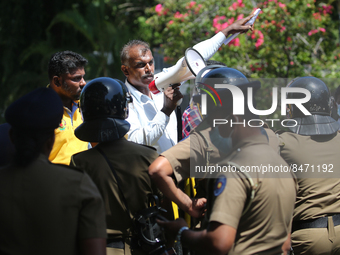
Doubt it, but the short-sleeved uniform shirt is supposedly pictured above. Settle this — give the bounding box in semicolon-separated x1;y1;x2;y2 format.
161;127;223;199
0;154;107;255
279;131;340;221
207;135;297;254
162;127;222;182
71;138;160;236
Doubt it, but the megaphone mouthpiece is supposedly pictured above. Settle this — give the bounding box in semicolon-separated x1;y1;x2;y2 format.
149;80;160;94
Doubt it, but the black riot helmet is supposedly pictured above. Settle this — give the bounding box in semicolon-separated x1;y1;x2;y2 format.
197;65;249;85
285;76;339;135
75;77;132;142
191;67;261;129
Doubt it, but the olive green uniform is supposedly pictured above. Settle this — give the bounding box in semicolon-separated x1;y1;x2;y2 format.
0;154;107;255
279;131;340;254
205;134;297;254
71;138;159;255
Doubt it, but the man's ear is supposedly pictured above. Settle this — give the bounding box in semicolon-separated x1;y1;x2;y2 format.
52;76;62;87
121;65;129;77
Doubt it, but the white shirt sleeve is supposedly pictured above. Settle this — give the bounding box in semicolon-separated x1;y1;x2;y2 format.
193;32;227;61
126;102;170;147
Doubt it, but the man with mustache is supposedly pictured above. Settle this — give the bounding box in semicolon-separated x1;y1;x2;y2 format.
120;14;256;153
120;40;183;153
48;51;90;165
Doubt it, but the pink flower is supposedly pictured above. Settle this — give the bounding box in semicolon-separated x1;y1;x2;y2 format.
188;1;196;8
308;29;319;36
155;4;163;15
278;2;286;8
229;38;240;46
251;34;256;39
255;38;264;48
258;31;264;38
313;13;321;20
319;27;326;32
194;4;202;13
237;0;245;7
280;26;286;32
168;20;174;25
221;22;229;30
290;61;294;65
228;17;235;25
229;0;244;10
213;15;228;32
237;14;244;20
287;37;292;42
174;12;183;19
307;3;311;7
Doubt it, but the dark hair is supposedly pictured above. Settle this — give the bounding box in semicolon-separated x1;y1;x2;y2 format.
120;40;151;66
11;128;54;167
48;51;88;81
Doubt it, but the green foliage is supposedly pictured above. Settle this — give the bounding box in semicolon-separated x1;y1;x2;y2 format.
0;0;157;123
145;0;340;129
145;0;340;79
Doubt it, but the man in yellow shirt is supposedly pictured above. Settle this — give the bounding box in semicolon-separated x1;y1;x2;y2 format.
48;51;89;165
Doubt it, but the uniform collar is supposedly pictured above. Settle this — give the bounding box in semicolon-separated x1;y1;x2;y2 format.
125;80;153;104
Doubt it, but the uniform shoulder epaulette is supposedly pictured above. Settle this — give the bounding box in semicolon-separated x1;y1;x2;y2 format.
52;163;85;173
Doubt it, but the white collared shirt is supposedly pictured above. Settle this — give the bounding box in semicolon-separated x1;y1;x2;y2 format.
125;81;178;153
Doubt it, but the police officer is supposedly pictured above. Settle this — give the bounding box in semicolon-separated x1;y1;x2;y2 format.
278;77;340;254
150;67;297;254
70;77;164;255
0;88;107;255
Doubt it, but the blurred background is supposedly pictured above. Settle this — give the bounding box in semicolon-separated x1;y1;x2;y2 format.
1;0;340;124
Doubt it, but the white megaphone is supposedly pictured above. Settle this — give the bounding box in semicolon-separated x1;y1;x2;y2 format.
149;48;206;94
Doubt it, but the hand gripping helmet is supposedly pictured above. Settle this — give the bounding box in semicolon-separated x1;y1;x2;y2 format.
285;76;339;135
191;67;261;129
75;77;132;142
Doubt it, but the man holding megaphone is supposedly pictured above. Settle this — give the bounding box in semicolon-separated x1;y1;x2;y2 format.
120;14;255;153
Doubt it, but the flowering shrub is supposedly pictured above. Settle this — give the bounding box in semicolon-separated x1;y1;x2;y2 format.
144;0;340;79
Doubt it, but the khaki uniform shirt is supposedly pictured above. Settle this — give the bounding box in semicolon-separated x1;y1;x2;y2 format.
162;127;222;199
0;154;107;255
162;127;222;182
207;135;297;254
71;138;159;236
279;131;340;221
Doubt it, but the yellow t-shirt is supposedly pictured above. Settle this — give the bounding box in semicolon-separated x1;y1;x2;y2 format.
49;103;89;165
